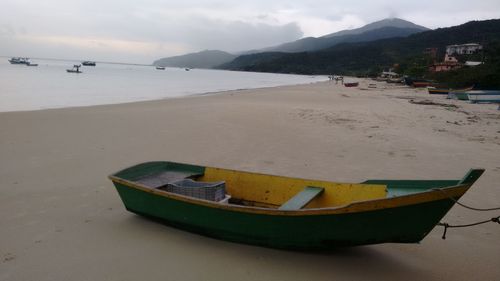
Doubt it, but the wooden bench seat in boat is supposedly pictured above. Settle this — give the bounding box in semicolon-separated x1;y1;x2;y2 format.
278;186;324;210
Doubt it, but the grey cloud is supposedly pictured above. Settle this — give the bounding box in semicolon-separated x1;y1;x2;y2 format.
1;0;500;63
74;15;303;53
180;20;303;52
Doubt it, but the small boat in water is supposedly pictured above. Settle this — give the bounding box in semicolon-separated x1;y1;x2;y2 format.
466;90;500;103
109;161;484;250
66;64;82;73
26;62;38;67
344;82;359;87
82;61;96;66
156;66;166;70
8;57;30;65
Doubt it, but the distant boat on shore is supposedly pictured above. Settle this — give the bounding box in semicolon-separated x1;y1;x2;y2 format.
26;62;38;67
82;61;96;66
156;66;166;70
403;77;434;88
450;92;470;100
429;86;473;95
428;88;449;95
8;57;30;65
466;90;500;103
67;64;82;73
412;81;433;88
344;82;359;87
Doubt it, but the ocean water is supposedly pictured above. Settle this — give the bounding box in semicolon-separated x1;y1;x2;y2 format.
0;58;327;112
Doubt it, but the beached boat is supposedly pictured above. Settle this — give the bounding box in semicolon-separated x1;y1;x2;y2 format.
26;62;38;67
466;90;500;103
344;82;359;87
156;66;166;70
387;77;403;83
451;92;470;100
82;61;96;66
430;86;473;96
403;77;431;87
67;64;82;73
428;88;449;95
412;81;433;88
109;161;484;250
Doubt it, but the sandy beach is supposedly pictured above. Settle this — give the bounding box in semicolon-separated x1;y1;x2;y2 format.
1;80;499;280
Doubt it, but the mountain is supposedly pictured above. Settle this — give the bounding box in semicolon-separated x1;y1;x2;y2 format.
153;50;236;69
321;18;428;38
246;17;429;53
219;19;500;78
153;18;426;69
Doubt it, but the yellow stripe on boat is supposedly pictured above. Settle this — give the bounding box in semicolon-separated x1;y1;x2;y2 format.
199;167;387;208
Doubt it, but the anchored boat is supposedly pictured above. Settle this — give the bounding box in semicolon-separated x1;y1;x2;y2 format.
82;61;96;66
67;64;82;73
109;161;484;250
8;57;30;65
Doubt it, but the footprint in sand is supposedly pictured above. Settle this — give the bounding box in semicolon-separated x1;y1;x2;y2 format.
2;253;15;263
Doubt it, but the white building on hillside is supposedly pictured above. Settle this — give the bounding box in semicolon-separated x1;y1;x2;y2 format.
446;43;483;55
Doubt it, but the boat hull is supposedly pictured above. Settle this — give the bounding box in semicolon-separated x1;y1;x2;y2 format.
467;90;500;103
344;82;359;87
428;89;449;95
412;82;433;88
113;181;464;249
109;162;480;250
452;92;469;100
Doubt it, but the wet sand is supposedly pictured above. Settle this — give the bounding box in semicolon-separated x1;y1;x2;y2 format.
1;80;499;280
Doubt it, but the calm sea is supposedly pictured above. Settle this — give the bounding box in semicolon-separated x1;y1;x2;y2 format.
0;58;327;112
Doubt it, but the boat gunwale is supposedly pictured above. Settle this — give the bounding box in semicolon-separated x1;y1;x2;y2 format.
108;174;470;216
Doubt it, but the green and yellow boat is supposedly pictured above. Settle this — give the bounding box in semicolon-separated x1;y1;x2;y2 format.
109;161;484;250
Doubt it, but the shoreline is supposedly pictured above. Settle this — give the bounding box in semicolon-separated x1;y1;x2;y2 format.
0;64;328;113
1;80;499;281
0;80;326;114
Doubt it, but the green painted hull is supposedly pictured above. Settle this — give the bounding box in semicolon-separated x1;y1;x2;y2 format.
114;182;454;249
109;162;482;250
454;92;469;100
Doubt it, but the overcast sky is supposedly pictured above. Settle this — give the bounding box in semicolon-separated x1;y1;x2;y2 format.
1;0;499;64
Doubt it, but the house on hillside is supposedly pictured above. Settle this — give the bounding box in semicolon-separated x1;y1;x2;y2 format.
429;54;462;72
446;43;483;55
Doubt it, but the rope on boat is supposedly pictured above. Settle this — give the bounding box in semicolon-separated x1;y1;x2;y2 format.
430;188;500;239
431;188;500;211
437;216;500;239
